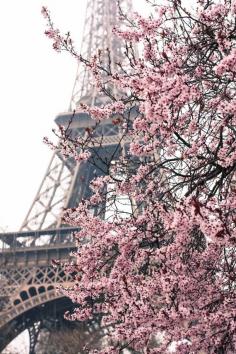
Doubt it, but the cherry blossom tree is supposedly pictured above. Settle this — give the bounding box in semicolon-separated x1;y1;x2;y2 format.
35;320;109;354
42;1;236;353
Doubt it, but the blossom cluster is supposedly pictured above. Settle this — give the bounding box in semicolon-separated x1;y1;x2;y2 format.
43;0;236;353
215;49;236;76
78;101;125;121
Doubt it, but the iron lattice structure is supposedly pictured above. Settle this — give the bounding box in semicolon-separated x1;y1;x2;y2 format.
0;0;133;353
21;0;132;232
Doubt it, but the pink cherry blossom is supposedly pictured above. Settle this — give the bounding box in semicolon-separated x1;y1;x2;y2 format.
43;1;236;352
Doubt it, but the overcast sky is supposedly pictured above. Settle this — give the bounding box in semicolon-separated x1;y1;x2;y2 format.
0;1;85;231
0;0;149;232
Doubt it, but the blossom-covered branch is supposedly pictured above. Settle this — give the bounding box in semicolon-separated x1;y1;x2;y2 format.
43;1;236;353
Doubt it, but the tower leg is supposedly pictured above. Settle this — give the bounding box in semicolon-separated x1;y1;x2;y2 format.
28;322;41;354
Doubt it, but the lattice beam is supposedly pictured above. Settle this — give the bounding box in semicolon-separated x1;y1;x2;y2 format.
69;0;132;110
20;0;133;232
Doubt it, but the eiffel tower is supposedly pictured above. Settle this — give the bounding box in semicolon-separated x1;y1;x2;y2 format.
0;0;132;352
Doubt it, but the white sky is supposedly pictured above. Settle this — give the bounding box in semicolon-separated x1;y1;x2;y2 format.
0;1;86;232
0;0;148;232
